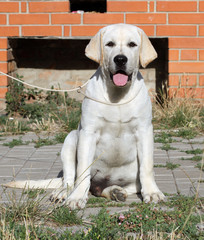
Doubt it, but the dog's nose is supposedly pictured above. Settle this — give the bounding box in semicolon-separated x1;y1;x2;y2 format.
114;55;128;67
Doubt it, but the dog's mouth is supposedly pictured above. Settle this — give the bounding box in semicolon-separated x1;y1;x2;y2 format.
110;70;132;87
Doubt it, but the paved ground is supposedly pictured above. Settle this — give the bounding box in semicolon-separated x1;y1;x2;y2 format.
0;131;203;207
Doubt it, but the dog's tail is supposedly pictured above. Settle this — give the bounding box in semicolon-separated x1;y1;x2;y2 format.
2;178;63;189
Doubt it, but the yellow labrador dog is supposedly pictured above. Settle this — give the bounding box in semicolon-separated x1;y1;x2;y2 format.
5;24;164;209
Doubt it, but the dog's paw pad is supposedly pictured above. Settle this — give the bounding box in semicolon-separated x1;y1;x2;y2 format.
110;188;127;202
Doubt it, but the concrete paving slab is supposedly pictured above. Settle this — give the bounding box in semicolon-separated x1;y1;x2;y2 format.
0;132;203;209
155;182;177;194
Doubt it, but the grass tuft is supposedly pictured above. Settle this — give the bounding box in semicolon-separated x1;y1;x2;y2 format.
153;86;203;133
50;206;82;226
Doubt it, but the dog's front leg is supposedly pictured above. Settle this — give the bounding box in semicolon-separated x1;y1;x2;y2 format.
65;129;96;209
137;123;164;203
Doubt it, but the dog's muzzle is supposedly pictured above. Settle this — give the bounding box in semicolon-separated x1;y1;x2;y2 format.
110;55;132;87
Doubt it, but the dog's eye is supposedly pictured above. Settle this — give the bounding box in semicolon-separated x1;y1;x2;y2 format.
106;41;115;47
128;42;137;47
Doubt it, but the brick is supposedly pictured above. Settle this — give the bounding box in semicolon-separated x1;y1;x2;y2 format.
199;76;204;86
192;88;204;98
157;1;197;12
0;27;19;37
168;88;179;98
21;2;27;13
169;62;204;73
181;75;197;86
169;88;187;98
29;1;69;13
199;26;204;36
0;88;7;98
199;50;204;60
181;50;197;60
0;39;7;49
107;1;147;12
169;50;179;61
169;75;179;86
83;13;123;24
200;1;204;11
0;63;7;73
52;14;81;24
126;13;166;24
137;25;154;36
157;25;196;36
0;15;6;25
0;51;7;62
169;38;204;48
71;26;104;37
10;14;49;25
169;88;203;99
0;75;8;86
22;26;62;37
169;13;204;24
0;2;19;13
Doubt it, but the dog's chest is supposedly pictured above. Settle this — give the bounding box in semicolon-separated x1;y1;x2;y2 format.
94;112;138;167
99;104;138;128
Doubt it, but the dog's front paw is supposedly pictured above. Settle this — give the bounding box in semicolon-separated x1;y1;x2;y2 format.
143;190;165;203
50;186;72;204
62;189;88;210
64;193;88;209
65;197;88;209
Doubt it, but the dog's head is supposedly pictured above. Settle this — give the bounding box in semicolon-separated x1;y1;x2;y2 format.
85;24;157;87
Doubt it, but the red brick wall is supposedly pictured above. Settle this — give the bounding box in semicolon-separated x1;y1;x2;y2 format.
0;0;203;100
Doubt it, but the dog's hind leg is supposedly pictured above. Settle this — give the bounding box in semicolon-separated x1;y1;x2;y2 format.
101;185;128;202
51;130;78;202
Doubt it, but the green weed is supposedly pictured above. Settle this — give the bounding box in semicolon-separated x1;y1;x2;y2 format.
154;132;175;143
1;189;47;224
5;75;25;115
154;163;180;170
166;162;181;170
160;143;177;151
184;148;203;155
153;87;203;132
3;137;30;148
32;137;56;148
54;132;68;144
23;189;46;199
154;164;166;168
3;75;82;134
0;117;31;134
0;191;203;240
87;197;109;205
50;206;82;226
195;163;204;171
175;128;198;139
181;155;202;161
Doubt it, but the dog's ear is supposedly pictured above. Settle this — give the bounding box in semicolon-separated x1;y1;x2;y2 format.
85;30;102;64
139;29;157;68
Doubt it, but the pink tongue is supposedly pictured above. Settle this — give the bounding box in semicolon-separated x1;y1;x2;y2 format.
113;73;128;86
